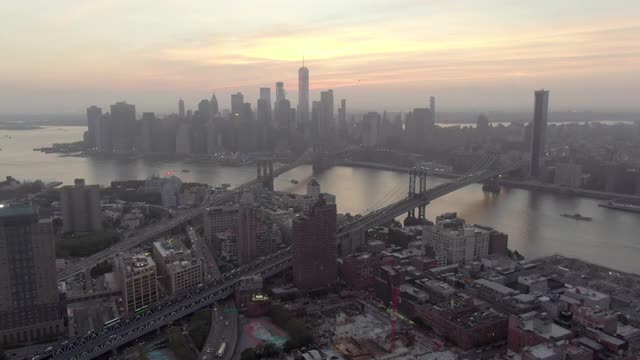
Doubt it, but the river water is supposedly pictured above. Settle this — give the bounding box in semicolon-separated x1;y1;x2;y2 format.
2;127;639;274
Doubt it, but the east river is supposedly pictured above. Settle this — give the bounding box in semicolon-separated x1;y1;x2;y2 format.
2;126;639;273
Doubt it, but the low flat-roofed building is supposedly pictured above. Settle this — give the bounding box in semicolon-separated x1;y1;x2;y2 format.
564;286;610;309
574;306;618;335
616;324;640;343
471;278;518;301
508;311;574;352
415;278;456;302
417;296;508;350
518;274;549;294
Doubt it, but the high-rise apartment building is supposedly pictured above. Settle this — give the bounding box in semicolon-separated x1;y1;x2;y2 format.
275;99;292;131
422;214;489;265
320;90;334;130
275;82;285;104
258;87;272;124
198;99;212;122
338;99;347;133
175;122;191;155
86;105;102;149
139;112;155;154
362;112;381;147
477;114;489;136
238;192;256;265
0;206;66;346
231;92;244;119
430;96;436;123
60;178;102;233
312;100;323;140
292;197;337;290
115;252;158;313
529;90;549;178
203;206;239;252
110;101;136;154
98;112;113;151
178;98;185;118
152;238;202;295
298;65;309;124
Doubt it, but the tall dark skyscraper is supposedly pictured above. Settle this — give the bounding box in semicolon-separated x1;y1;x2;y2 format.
0;206;66;346
312;100;322;141
210;92;218;116
275;82;285;104
292;197;337;290
237;192;256;265
320;90;334;128
529;89;549;178
298;64;309;124
178;98;185;118
110;101;136;154
338;99;347;133
86;106;102;148
258;87;272;124
231;92;244;119
430;96;436;123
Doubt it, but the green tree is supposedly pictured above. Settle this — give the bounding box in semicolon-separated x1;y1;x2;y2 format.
241;348;258;360
260;343;279;357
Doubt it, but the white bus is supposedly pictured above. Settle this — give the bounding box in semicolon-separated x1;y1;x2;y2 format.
217;342;227;358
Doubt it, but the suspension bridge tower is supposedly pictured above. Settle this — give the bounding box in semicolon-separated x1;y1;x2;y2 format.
404;167;430;226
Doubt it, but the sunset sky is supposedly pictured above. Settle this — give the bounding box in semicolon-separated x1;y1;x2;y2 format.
2;0;640;114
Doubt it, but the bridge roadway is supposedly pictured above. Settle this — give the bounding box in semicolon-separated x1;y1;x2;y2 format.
336;160;528;238
56;154;309;281
44;248;292;360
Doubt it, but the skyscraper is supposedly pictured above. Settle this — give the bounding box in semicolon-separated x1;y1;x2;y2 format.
275;82;285;104
362;112;381;147
430;96;436;123
210;92;219;116
338;99;347;134
237;192;256;265
477;114;490;140
0;206;66;346
259;87;272;113
86;106;102;148
320;90;334;129
292;197;337;290
312;100;323;140
98;112;112;151
178;98;185;118
140;112;155;154
231;92;244;119
198;99;211;121
529;90;550;178
110;101;136;153
60;178;102;233
298;65;309;124
275;99;292;131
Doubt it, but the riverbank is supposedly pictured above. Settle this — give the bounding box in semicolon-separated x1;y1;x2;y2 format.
332;159;640;203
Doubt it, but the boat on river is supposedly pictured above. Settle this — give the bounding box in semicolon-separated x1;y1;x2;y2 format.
561;213;592;221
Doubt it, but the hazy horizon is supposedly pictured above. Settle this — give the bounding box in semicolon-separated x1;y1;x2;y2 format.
3;0;640;113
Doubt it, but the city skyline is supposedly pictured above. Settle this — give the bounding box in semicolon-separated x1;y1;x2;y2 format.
2;0;640;113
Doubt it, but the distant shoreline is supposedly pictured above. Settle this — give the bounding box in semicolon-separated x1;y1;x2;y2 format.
0;124;43;130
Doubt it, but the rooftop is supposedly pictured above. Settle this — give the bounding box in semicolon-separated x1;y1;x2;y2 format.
450;307;506;328
153;238;188;258
474;278;518;296
0;205;35;218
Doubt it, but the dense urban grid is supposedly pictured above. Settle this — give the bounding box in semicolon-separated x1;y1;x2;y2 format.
1;62;640;360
